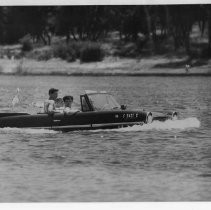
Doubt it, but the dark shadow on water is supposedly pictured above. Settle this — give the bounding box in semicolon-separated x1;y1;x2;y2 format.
198;173;211;178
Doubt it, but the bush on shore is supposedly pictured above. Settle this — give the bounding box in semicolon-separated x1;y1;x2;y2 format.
53;43;77;62
52;41;104;63
80;42;104;62
25;47;53;61
20;35;33;52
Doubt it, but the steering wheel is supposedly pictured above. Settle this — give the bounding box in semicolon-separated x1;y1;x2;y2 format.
112;106;119;110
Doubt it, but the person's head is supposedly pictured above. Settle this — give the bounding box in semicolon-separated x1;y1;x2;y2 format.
63;96;73;108
48;88;58;100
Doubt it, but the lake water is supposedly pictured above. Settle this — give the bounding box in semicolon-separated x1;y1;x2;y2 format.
0;75;210;202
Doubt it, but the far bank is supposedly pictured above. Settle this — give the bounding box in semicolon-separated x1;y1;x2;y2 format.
0;56;211;76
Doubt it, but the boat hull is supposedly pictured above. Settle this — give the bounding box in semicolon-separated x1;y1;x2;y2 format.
0;110;148;132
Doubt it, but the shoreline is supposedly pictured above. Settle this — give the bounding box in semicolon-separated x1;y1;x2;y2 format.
1;72;211;77
0;56;211;76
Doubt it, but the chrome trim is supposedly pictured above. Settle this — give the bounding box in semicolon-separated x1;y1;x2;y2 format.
92;122;140;128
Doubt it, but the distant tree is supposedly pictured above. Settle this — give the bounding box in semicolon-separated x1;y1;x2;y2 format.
168;5;197;54
143;6;152;42
17;6;55;45
0;7;25;44
55;6;111;42
207;5;211;50
149;6;169;43
55;6;72;42
0;6;55;45
196;5;207;37
0;4;210;57
0;7;5;43
115;6;148;41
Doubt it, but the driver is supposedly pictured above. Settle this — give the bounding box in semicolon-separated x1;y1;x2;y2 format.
44;88;59;114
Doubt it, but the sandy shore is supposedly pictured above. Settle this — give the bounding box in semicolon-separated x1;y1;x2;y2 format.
0;56;211;76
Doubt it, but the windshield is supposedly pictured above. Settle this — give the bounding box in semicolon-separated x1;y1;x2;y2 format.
88;93;121;111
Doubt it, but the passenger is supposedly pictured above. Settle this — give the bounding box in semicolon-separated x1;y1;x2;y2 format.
44;88;59;114
63;95;75;114
54;98;65;113
55;98;64;108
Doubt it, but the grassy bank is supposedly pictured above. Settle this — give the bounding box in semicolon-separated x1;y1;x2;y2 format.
0;27;211;76
0;55;211;76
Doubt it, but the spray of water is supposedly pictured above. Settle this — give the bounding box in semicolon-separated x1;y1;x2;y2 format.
115;117;200;132
90;117;201;133
11;88;21;108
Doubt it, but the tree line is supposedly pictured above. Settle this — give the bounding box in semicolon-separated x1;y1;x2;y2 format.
0;5;211;54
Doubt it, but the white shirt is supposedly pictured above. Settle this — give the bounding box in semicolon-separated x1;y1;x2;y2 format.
63;107;79;114
44;99;55;113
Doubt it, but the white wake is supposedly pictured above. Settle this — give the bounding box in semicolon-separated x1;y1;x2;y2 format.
89;117;201;133
114;117;200;132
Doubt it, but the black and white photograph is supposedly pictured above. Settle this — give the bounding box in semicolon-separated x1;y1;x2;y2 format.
0;1;211;206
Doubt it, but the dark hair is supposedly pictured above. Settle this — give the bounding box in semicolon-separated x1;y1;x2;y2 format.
49;88;58;95
63;96;73;102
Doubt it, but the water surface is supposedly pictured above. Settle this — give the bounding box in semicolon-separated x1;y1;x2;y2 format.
0;75;210;201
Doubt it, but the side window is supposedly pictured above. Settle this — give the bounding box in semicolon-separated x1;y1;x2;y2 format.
81;96;90;112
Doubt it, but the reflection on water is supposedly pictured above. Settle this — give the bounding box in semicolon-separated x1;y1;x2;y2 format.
0;75;211;201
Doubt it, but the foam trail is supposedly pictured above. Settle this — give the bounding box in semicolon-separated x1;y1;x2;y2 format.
117;117;200;132
0;127;59;134
90;117;200;133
